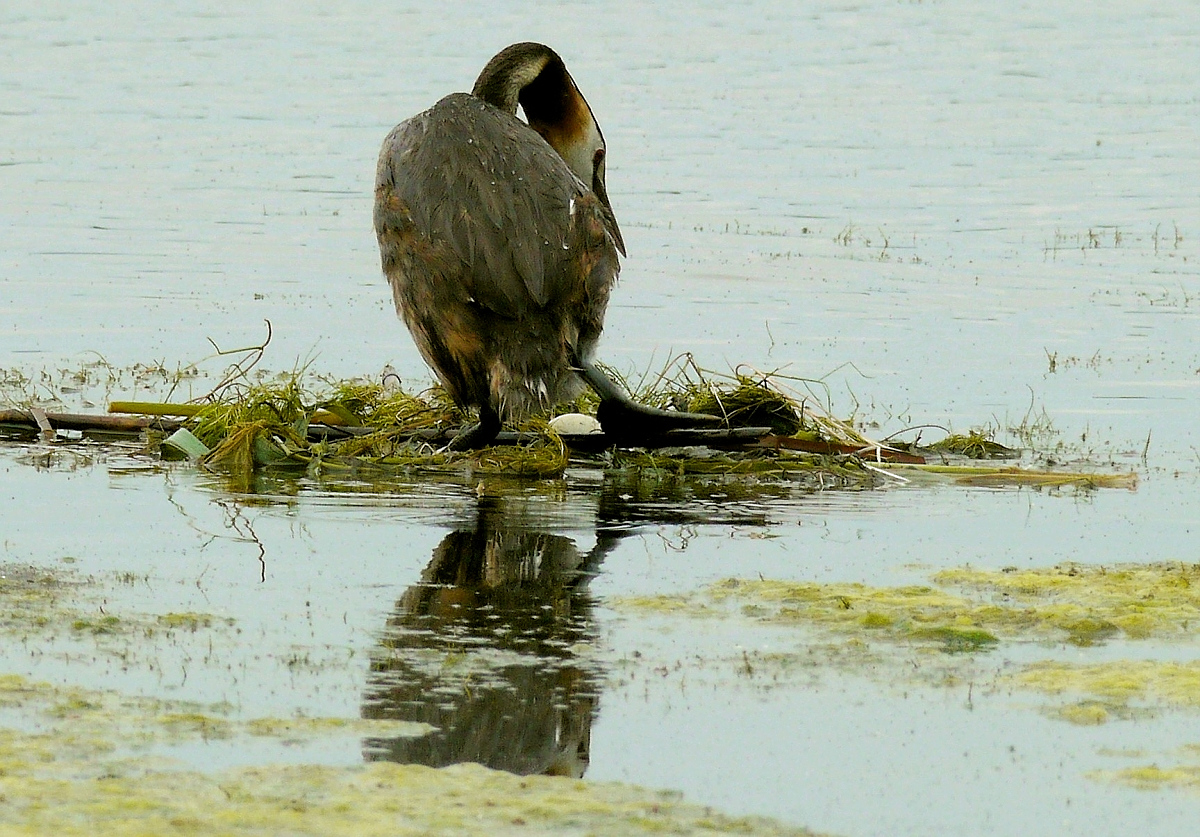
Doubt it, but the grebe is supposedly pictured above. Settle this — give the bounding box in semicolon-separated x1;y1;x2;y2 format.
374;42;714;447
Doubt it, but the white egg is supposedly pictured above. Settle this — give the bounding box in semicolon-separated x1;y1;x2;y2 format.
549;413;603;435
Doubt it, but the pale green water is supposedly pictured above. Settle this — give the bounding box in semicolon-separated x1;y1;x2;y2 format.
3;2;1200;835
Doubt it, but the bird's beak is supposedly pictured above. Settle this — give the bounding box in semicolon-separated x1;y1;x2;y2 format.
591;176;626;257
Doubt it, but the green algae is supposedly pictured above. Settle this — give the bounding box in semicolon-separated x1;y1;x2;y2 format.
244;716;432;739
0;565;73;633
625;562;1200;652
1049;700;1118;726
71;614;123;634
157;612;234;631
0;668;814;836
0;757;818;836
907;626;1000;653
0;673;431;754
1090;763;1200;792
0;564;234;651
157;712;236;740
613;563;1200;742
0;565;816;836
935;562;1200;641
1010;661;1200;712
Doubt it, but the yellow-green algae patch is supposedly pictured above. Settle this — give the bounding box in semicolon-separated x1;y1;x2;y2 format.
244;716;431;739
1010;661;1200;714
0;563;235;647
0;670;816;836
0;673;432;754
1088;743;1200;793
935;563;1200;641
156;612;234;631
0;565;817;836
617;562;1200;652
672;577;1003;653
0;758;818;836
1089;764;1200;792
613;564;1200;734
0;564;75;631
1046;701;1121;726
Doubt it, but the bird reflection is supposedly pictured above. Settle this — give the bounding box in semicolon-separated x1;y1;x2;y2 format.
362;496;619;777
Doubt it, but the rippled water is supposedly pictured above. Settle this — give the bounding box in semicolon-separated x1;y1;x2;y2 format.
3;2;1200;835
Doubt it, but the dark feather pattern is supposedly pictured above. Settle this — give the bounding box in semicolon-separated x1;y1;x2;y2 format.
374;89;621;421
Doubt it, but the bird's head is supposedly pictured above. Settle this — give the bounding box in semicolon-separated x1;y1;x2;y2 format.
473;42;625;255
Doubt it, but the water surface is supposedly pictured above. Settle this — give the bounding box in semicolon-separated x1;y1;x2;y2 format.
3;2;1200;836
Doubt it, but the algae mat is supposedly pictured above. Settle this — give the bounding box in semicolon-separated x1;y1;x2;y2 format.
612;561;1200;795
0;715;809;837
614;561;1200;696
0;564;812;837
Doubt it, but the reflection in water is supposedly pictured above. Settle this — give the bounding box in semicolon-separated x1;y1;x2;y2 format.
362;497;619;777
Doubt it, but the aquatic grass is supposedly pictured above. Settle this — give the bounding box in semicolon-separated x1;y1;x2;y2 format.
190;373;312;450
926;428;1018;459
317;377;463;432
102;359;902;483
616;354;874;449
686;374;805;435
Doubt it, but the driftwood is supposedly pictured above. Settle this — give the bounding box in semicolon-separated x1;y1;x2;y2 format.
0;408;180;434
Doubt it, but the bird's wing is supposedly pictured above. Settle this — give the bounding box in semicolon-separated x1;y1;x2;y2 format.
375;93;590;317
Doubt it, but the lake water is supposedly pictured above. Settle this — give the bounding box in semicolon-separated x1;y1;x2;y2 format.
3;2;1200;835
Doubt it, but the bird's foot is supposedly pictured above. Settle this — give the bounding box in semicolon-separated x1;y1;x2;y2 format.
445;407;502;450
569;353;721;442
596;396;721;442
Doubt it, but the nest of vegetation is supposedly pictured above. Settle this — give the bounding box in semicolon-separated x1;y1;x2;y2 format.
5;341;1135;491
136;356;911;487
191;375;572;481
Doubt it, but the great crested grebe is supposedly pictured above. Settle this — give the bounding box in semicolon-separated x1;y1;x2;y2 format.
374;42;716;447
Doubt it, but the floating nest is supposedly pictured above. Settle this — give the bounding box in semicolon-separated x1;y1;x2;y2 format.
0;353;1137;491
91;362;900;487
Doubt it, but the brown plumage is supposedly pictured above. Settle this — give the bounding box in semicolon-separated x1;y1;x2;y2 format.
374;43;624;446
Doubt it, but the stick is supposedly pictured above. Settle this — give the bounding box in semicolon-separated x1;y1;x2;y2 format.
0;409;182;433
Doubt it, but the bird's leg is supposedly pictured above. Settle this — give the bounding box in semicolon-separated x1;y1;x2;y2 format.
570;353;722;442
447;403;502;450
